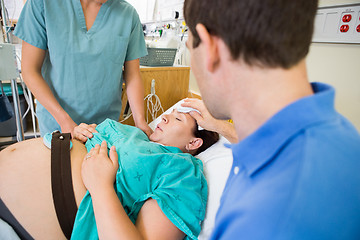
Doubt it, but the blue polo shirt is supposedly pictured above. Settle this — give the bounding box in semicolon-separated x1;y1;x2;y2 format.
211;82;360;239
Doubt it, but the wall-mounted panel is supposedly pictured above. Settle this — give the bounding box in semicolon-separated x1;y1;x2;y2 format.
313;3;360;44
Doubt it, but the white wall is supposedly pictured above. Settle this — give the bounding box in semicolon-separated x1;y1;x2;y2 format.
127;0;184;23
188;0;360;131
307;43;360;131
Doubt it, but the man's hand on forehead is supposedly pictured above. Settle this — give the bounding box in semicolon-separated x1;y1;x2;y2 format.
177;99;202;115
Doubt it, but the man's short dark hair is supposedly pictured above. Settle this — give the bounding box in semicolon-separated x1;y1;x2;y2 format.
184;0;319;69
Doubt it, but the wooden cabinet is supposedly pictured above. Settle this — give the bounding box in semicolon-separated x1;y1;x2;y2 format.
120;66;190;125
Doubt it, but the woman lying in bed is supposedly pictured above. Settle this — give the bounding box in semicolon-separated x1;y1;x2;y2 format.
0;110;219;240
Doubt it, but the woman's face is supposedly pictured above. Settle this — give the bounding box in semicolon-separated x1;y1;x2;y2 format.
149;110;197;152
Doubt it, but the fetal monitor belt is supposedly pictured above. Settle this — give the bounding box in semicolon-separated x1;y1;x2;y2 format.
51;132;77;239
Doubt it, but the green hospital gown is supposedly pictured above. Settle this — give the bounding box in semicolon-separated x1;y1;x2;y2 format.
71;119;208;240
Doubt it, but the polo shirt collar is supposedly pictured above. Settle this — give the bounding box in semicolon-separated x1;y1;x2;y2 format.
229;82;337;176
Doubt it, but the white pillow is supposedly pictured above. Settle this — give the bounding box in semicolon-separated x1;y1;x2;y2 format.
197;136;232;240
149;100;233;240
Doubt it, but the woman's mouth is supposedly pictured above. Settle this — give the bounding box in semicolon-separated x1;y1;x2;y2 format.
156;125;163;131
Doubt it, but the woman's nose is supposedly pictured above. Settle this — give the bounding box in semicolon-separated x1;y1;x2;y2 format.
162;115;169;123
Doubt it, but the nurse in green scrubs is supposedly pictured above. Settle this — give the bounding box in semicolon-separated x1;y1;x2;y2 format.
14;0;152;138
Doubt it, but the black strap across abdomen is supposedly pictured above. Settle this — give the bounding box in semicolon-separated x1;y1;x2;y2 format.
51;131;77;239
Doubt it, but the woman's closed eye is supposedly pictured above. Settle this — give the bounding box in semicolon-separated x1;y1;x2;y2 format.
176;117;182;121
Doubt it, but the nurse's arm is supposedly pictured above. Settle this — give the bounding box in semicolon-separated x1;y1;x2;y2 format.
123;59;153;137
21;41;77;133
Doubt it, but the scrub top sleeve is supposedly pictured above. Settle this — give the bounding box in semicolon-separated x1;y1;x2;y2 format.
14;0;47;50
125;12;147;61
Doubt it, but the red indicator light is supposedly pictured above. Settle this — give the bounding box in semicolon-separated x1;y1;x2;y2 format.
342;14;352;22
340;24;349;32
357;24;360;33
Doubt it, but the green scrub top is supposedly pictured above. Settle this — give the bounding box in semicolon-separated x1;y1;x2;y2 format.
71;119;208;240
14;0;147;135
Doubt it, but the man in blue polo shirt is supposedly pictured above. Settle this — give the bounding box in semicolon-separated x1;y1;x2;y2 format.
182;0;360;239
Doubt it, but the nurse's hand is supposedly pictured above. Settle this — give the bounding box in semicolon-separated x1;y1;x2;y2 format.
136;121;153;138
82;141;119;194
73;123;98;143
60;118;78;137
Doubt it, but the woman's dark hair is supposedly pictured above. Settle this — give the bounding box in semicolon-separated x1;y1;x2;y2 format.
184;0;318;69
192;124;219;155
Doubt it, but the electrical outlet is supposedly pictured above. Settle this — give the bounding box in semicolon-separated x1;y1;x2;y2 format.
340;24;350;32
313;3;360;44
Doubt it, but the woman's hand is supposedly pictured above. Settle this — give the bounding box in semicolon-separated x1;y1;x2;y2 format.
82;141;119;194
73;123;98;143
136;121;153;138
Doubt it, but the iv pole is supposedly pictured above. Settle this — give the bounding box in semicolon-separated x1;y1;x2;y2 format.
1;0;25;141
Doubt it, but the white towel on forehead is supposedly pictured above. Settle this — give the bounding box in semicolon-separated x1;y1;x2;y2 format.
177;106;201;115
148;99;204;131
177;104;204;130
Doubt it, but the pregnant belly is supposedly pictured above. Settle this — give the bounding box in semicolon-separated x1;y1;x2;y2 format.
0;138;88;239
70;139;88;206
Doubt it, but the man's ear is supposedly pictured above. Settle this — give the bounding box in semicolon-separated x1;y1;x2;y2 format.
196;23;220;73
186;138;203;152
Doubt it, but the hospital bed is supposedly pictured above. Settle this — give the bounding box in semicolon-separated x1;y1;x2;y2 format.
0;100;234;240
